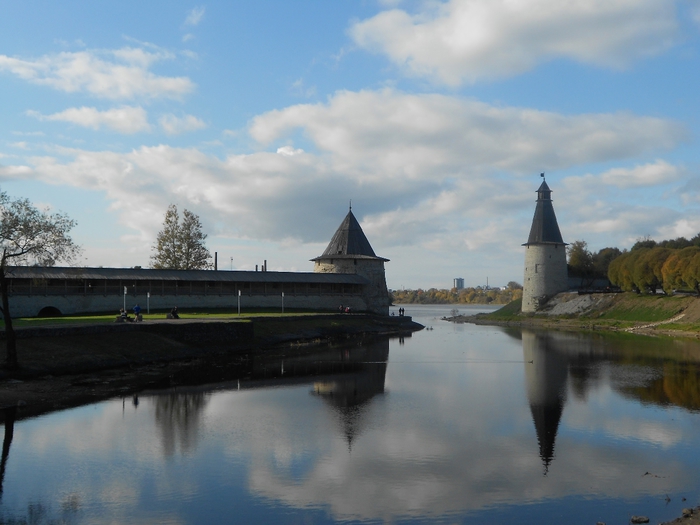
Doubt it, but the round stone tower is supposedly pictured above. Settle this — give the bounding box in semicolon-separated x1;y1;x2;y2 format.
522;177;568;313
312;207;390;315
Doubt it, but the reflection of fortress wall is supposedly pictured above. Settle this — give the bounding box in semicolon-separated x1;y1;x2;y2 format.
522;330;569;471
311;338;389;448
248;337;390;448
312;338;389;408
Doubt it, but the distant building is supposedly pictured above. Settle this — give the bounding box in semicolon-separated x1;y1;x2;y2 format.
453;278;464;290
522;177;568;313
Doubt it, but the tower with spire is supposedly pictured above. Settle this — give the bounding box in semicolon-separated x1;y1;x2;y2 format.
522;175;568;313
312;206;390;315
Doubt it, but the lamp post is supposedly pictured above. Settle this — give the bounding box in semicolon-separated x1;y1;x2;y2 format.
147;292;150;314
123;286;127;312
281;292;284;314
237;290;241;316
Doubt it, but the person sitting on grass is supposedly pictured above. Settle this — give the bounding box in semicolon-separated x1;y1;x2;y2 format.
169;306;180;319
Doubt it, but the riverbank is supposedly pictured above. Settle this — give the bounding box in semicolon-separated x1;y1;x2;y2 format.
0;313;422;420
447;293;700;339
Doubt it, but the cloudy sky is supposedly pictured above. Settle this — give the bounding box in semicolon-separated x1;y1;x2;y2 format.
1;0;699;289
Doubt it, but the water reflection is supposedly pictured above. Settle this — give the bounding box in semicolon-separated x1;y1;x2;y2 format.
520;328;700;474
154;393;210;456
522;331;567;473
5;319;700;524
0;407;15;498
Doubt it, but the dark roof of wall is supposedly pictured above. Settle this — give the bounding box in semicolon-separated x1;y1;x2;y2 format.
523;180;566;246
5;266;369;285
312;209;389;262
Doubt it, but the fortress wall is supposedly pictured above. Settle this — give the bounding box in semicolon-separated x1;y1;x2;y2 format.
522;244;568;313
4;292;369;318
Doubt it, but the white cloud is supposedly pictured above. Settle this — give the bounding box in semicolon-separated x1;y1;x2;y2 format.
599;160;682;188
0;47;194;100
28;106;151;134
250;89;685;181
185;6;206;26
276;146;304;156
159;114;207;135
2;89;692;271
350;0;679;85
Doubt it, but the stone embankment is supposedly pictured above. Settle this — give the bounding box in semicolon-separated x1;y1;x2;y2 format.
0;314;422;420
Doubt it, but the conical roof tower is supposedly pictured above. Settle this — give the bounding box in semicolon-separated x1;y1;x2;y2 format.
524;181;564;246
522;176;568;313
312;207;390;315
314;208;389;261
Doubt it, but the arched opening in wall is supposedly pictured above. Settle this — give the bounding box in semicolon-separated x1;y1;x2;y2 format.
37;306;62;318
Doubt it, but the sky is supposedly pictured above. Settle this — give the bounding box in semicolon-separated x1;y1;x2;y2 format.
0;0;699;290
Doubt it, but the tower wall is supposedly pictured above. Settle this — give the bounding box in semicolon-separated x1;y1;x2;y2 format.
314;259;390;315
522;244;568;313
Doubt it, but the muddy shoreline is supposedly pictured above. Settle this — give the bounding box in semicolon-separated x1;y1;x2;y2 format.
0;314;422;422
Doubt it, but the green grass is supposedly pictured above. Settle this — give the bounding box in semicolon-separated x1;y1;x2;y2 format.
0;308;333;329
484;299;522;319
593;295;689;322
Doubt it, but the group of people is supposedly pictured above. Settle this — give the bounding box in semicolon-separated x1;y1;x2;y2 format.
116;304;180;321
338;304;352;313
117;304;143;322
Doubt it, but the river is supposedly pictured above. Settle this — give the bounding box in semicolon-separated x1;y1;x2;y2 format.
2;304;700;524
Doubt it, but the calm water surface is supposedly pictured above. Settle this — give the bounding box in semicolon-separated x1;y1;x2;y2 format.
3;304;700;524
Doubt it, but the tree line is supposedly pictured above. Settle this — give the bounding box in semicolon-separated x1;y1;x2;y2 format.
568;235;700;294
391;282;523;305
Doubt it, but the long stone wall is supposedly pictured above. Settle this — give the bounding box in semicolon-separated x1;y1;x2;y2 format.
4;292;369;318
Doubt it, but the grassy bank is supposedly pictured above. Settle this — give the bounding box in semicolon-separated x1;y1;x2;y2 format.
468;293;700;337
0;307;327;329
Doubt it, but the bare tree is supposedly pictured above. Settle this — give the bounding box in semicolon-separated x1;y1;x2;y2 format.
0;191;80;369
151;205;212;270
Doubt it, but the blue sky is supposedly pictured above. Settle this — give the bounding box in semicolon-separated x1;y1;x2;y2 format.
1;0;699;289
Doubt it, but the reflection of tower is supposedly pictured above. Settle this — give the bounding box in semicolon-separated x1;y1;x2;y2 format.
522;330;568;473
522;177;568;313
311;207;390;315
312;338;389;449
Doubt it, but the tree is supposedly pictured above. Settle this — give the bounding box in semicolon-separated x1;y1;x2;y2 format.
151;205;212;270
0;191;80;369
592;247;622;277
567;240;594;278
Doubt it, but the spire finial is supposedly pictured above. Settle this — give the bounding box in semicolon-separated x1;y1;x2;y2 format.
540;172;545;180
349;199;352;211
